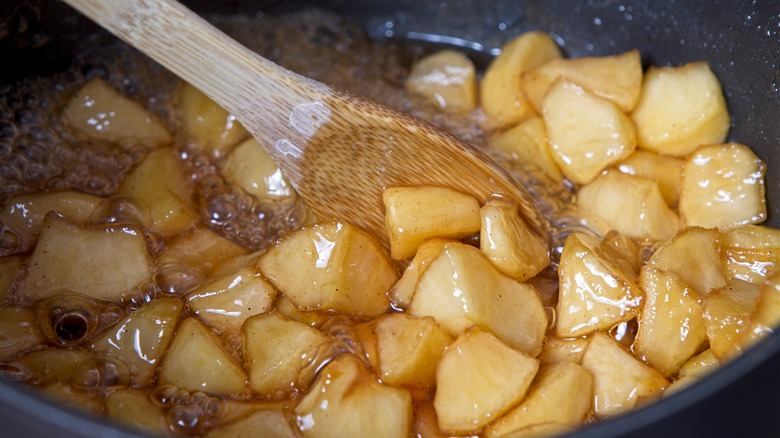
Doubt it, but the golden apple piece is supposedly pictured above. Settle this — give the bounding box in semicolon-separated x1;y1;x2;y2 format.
480;197;550;282
581;332;669;417
159;317;247;395
577;172;680;241
704;279;762;360
631;62;730;156
0;257;23;302
665;349;720;395
104;388;169;436
119;147;198;234
721;225;780;284
274;295;328;328
62;78;171;146
294;354;412;438
383;186;481;260
616;150;683;207
90;298;183;387
742;272;780;347
388;238;453;310
543;81;636;185
187;266;276;335
522;49;642;113
680;143;767;229
0;306;43;362
242;312;330;395
635;267;707;376
206;409;297;438
598;229;643;275
220;138;298;201
0;191;104;254
434;329;539;435
405;49;477;113
258;221;397;317
16;214;152;303
648;226;727;297
409;242;547;356
538;336;589;365
38;382;102;415
11;347;130;389
374;313;453;389
485;362;593;437
489;116;564;183
159;226;249;278
480;31;562;128
555;232;643;338
177;82;249;156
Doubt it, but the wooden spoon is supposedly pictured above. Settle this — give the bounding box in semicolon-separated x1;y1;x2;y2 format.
62;0;546;242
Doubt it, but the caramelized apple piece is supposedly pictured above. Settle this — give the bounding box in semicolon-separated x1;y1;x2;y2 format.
90;298;183;388
680;143;767;229
742;273;780;348
409;242;547;356
206;409;297;438
485;362;593;437
522;49;642;113
294;354;412;438
435;329;539;434
538;336;589;365
616;150;683;207
159;226;249;278
665;349;720;395
16;214;152;303
259;221;396;317
177;82;249;156
405;50;477;113
273;295;328;328
383;186;480;260
480;197;549;282
581;333;668;417
388;238;454;310
0;306;43;362
635;267;707;376
11;348;130;389
242;312;329;395
104;388;169;436
220;138;298;201
38;382;102;415
577;172;680;241
720;225;780;284
63;78;171;146
704;279;762;360
0;257;22;302
489;117;563;183
555;232;643;337
480;32;562;128
647;226;727;297
543;81;636;184
159;317;247;394
631;62;730;156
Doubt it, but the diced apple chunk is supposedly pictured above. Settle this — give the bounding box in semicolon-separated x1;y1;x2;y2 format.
577;172;680;241
274;295;328;327
383;186;480;260
63;78;171;146
635;267;707;376
187;267;276;334
522;49;642;113
259;221;396;317
742;272;780;347
242;312;330;395
159;226;249;278
721;225;780;284
405;50;477;113
480;197;549;282
434;329;539;435
388;238;453;310
159;317;247;394
409;242;547;356
220;138;297;201
119;147;198;234
480;32;562;128
11;348;131;388
485;362;593;437
680;143;767;229
177;82;249;156
555;232;643;338
647;226;727;297
16;214;152;303
374;313;452;389
538;337;589;365
104;389;169;436
616;150;683;207
581;333;669;417
0;306;43;362
206;409;297;438
665;349;720;395
543;81;636;184
631;62;730;156
90;298;182;387
0;191;104;255
704;279;762;360
489;116;563;183
294;354;412;438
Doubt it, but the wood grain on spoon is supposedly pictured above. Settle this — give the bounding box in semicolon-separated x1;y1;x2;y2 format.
62;0;546;243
